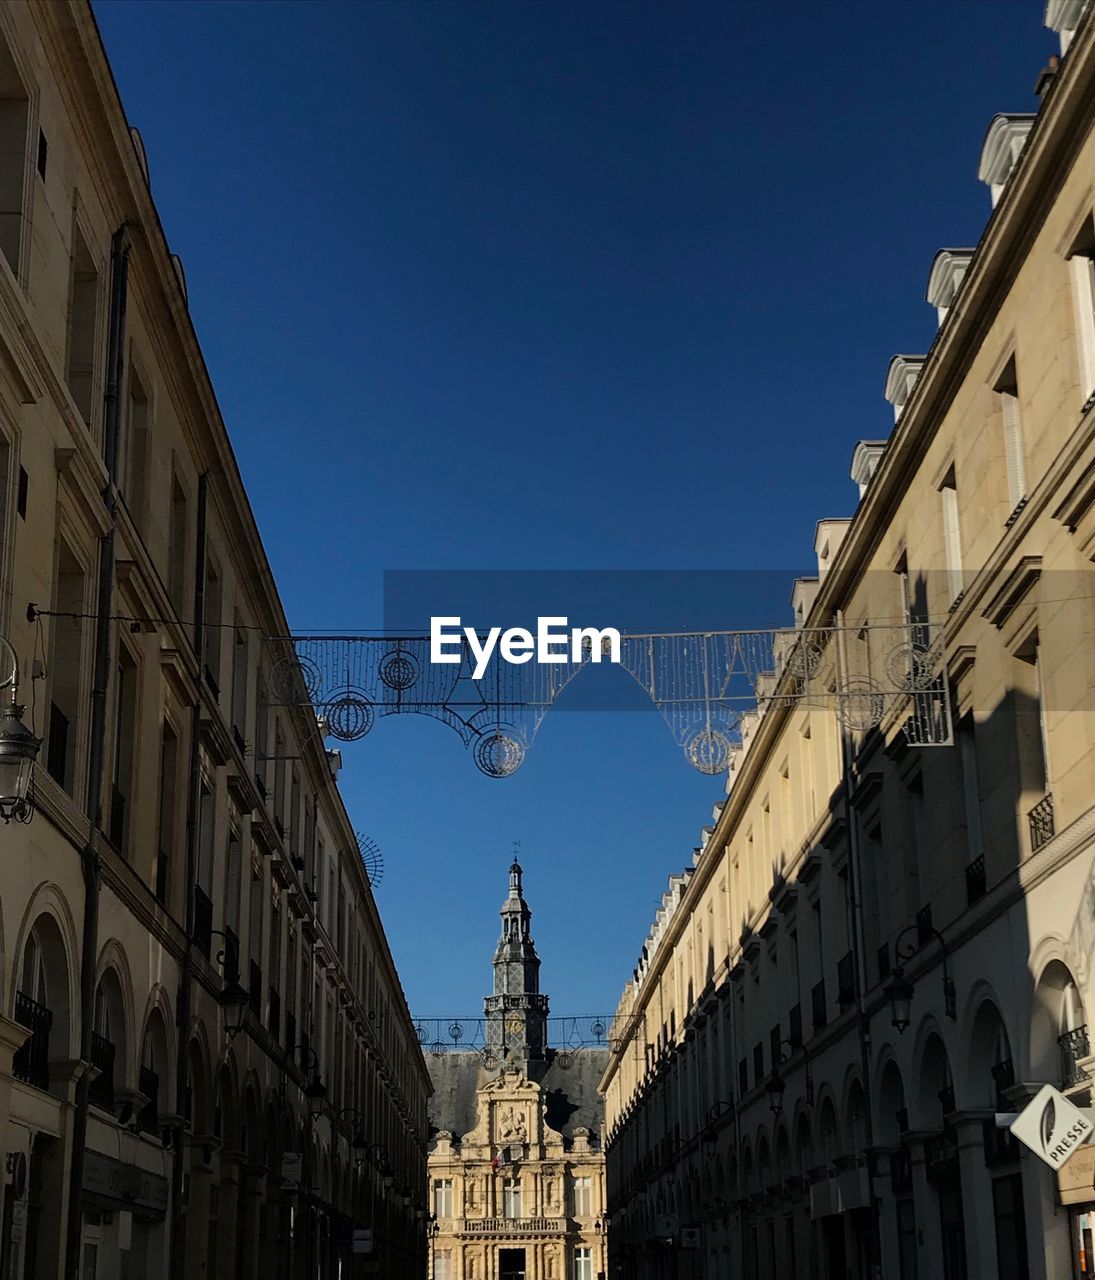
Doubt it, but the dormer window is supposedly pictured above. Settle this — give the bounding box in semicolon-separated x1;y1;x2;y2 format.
884;355;926;421
814;519;851;577
850;441;888;498
978;114;1035;206
926;249;975;325
1046;0;1091;54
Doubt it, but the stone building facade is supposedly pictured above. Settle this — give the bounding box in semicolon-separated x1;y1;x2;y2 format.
427;862;608;1280
0;3;429;1278
602;4;1095;1280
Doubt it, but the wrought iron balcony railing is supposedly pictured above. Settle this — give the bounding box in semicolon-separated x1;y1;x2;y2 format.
12;991;52;1090
89;1032;116;1108
1060;1025;1090;1088
1029;793;1055;852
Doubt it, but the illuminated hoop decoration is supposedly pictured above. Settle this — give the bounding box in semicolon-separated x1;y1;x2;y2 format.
326;689;374;741
835;677;887;732
555;1050;573;1071
356;833;384;888
885;641;939;692
473;728;526;779
481;1047;499;1070
683;725;733;775
379;648;420;692
271;654;323;706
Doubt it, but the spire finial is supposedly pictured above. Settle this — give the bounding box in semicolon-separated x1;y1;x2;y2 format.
509;843;523;892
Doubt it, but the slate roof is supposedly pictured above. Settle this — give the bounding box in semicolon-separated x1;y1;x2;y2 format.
427;1048;609;1142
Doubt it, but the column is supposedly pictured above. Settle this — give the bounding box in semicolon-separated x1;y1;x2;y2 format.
906;1138;943;1280
185;1141;214;1280
214;1151;246;1280
238;1168;266;1280
0;1016;30;1260
954;1115;996;1279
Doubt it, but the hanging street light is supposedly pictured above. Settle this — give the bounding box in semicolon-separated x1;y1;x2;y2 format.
0;639;39;824
218;977;249;1040
885;967;916;1034
886;921;957;1034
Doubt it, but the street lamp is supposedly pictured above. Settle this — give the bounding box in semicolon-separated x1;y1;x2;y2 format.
0;640;39;824
765;1068;787;1116
287;1043;328;1117
218;977;249;1040
885;922;956;1034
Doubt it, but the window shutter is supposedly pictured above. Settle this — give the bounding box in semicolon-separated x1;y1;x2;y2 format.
1001;390;1025;510
940;484;962;601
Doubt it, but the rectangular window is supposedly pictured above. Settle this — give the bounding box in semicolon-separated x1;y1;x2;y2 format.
570;1175;592;1217
46;543;86;795
203;557;222;695
434;1253;452;1280
197;782;215;896
290;770;301;860
109;645;138;853
502;1177;522;1219
573;1247;593;1280
168;472;188;617
123;363;150;530
249;860;264;963
940;469;963;603
66;225;100;431
996;357;1026;513
0;42;30;278
225;826;242;936
273;721;286;831
433;1178;453;1219
155;724;178;906
231;614;248;742
1068;216;1095;405
957;717;983;863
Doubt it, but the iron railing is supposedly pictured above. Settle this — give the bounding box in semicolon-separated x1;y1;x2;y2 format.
12;991;52;1090
413;1015;610;1053
89;1032;116;1108
1060;1025;1090;1088
1029;793;1055;852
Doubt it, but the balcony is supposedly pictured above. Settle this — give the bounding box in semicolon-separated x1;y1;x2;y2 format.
965;855;986;906
89;1032;116;1109
1060;1025;1090;1088
462;1218;565;1236
811;979;827;1032
12;991;52;1090
1029;793;1055;852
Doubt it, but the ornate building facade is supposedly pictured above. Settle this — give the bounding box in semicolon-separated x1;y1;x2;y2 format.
0;3;430;1278
427;862;608;1280
602;4;1095;1280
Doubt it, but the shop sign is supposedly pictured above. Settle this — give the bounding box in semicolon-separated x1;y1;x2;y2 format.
1059;1144;1095;1206
83;1151;168;1215
1011;1084;1094;1171
281;1152;302;1188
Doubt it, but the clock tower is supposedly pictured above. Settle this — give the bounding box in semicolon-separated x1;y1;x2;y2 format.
484;858;549;1072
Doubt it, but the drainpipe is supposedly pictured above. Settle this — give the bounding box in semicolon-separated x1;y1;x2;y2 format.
169;470;207;1280
835;610;881;1280
63;225;129;1280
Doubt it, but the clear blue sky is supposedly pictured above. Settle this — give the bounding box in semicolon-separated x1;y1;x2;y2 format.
93;0;1053;1022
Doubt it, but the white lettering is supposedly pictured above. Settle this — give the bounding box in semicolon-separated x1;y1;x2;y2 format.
500;628;535;664
466;627;502;681
538;617;571;663
430;617;464;665
571;626;622;664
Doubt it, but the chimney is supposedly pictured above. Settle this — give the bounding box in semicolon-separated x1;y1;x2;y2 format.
1036;54;1060;98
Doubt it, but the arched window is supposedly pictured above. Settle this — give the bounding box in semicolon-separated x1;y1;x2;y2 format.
90;971;125;1110
12;916;70;1092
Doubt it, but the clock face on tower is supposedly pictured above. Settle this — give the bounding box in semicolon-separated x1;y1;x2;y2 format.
505;1016;524;1037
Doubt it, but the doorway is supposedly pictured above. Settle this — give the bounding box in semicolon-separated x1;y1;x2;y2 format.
500;1247;526;1280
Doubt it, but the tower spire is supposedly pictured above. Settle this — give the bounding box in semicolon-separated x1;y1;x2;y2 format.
485;852;549;1073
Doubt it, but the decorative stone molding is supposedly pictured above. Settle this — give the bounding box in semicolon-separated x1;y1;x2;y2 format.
1046;0;1092;53
883;355;926;421
926;249;975;324
850;440;888;497
978;114;1036;205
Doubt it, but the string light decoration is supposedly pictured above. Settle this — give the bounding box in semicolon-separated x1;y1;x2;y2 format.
266;620;952;777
